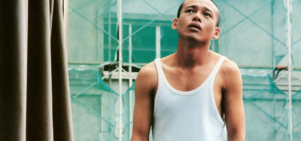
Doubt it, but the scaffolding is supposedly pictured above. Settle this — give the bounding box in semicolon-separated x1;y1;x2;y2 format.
67;0;301;140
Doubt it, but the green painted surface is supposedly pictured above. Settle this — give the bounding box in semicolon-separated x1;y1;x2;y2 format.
68;0;301;140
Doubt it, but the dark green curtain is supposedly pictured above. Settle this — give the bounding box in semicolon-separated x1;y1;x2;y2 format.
0;0;73;140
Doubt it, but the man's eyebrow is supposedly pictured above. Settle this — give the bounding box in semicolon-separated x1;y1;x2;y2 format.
184;5;214;15
184;5;197;10
204;7;213;14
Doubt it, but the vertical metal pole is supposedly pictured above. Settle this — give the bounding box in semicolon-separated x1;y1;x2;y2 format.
109;0;111;61
129;24;133;140
108;5;112;137
108;1;112;136
156;26;161;59
271;1;275;68
96;10;99;61
118;0;123;140
286;0;293;140
108;1;112;134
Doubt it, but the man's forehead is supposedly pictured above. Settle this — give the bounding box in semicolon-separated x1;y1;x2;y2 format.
182;0;218;12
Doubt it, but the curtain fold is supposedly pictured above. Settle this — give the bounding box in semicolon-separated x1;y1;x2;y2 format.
51;0;73;140
0;1;27;140
0;0;73;140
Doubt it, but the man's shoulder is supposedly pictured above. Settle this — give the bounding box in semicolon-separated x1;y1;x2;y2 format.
138;54;173;77
136;60;158;84
221;57;240;74
138;61;157;77
135;60;158;92
210;51;239;72
220;57;242;87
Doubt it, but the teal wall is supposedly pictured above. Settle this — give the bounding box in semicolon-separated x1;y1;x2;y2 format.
68;0;301;68
68;0;301;140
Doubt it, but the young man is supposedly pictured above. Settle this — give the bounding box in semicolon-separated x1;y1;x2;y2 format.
131;0;245;140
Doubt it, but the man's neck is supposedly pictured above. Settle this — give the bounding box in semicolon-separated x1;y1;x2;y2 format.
175;39;211;68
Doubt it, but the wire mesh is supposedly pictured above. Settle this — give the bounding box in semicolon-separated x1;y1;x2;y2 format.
68;0;301;140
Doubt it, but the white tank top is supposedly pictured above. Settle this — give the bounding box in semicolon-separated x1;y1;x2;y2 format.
152;56;227;141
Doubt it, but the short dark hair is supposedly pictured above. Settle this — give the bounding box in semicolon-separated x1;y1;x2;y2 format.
176;0;221;27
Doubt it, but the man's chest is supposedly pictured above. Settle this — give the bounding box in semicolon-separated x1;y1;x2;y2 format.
163;67;220;91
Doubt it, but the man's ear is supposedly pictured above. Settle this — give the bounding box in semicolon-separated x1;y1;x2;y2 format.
171;18;178;30
212;27;220;39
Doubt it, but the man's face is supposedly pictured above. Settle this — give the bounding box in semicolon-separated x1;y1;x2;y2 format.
172;0;220;42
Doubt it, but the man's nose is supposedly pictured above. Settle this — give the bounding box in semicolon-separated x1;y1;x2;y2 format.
192;13;201;22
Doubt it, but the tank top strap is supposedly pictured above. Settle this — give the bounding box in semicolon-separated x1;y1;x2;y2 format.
154;58;164;80
208;56;226;79
154;57;226;84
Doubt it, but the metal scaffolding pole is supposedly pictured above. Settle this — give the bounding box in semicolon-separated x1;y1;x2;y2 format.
156;26;161;59
129;24;133;140
286;0;293;140
118;0;123;140
109;0;112;62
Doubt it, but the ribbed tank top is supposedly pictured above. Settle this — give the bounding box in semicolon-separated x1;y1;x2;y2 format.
152;56;226;141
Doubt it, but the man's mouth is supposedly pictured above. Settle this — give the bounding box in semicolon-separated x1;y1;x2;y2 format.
188;23;201;30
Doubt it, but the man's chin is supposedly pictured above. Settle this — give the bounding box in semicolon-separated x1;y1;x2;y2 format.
184;35;207;42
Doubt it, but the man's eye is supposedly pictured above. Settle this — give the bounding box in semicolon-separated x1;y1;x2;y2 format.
204;13;212;17
186;10;195;13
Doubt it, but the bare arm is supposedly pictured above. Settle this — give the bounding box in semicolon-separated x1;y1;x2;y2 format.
223;61;245;141
131;63;157;141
